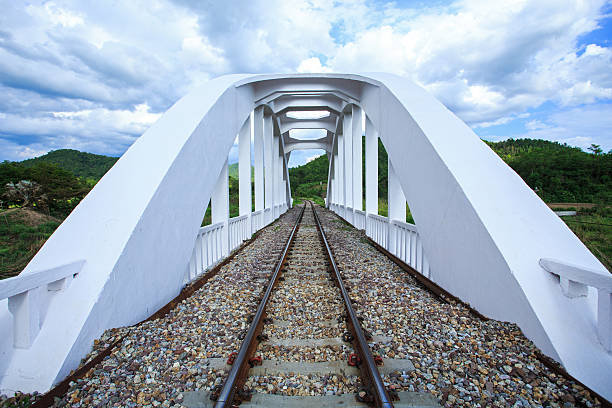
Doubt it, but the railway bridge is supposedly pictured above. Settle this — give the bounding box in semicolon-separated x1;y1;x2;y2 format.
0;73;611;406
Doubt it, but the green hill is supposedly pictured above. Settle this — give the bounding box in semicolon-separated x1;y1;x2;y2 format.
485;139;611;203
287;138;611;271
289;138;612;204
21;149;118;181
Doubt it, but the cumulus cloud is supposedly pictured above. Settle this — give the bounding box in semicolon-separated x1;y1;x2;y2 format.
288;149;327;168
297;57;333;74
329;0;612;127
173;0;337;73
0;103;160;157
487;104;612;151
0;0;610;163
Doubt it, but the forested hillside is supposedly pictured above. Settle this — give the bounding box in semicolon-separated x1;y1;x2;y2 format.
288;139;391;205
1;139;610;278
0;161;89;217
21;149;118;181
288;155;329;204
289;138;612;205
485;139;611;203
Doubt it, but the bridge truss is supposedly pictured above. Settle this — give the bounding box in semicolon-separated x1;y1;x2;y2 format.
0;73;610;400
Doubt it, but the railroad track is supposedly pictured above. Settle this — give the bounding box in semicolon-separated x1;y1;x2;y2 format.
22;202;602;407
209;202;436;407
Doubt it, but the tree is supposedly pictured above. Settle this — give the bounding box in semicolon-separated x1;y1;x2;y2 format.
0;161;90;216
3;180;48;209
588;144;603;155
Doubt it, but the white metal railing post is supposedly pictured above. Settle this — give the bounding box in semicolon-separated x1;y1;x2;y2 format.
239;113;252;236
326;136;334;209
251;210;263;233
387;160;406;256
276;148;282;219
212;159;230;256
227;215;249;252
254;107;265;215
410;231;417;268
343;110;353;225
354;210;365;230
416;237;423;272
365;116;378;238
337;132;344;218
352;105;363;225
386;220;431;277
264;113;274;224
333;137;339;207
272;133;280;220
194;234;202;274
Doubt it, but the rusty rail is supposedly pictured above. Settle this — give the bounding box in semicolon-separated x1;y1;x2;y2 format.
311;202;394;408
214;204;306;407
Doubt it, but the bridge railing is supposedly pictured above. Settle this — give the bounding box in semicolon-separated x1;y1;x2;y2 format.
354;209;366;230
540;258;612;351
330;205;431;278
0;260;85;349
228;214;250;252
391;220;430;278
251;210;264;234
186;221;224;282
187;203;293;283
264;208;271;225
274;203;285;218
366;213;389;248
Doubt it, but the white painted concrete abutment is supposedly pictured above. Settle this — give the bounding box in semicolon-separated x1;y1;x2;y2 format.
0;73;610;401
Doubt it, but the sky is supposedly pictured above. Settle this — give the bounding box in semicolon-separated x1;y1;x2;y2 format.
0;0;611;167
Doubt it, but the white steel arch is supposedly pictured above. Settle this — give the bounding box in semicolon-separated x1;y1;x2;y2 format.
0;73;610;401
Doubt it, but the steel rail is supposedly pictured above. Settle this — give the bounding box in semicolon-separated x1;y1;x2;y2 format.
214;204;306;407
310;201;394;408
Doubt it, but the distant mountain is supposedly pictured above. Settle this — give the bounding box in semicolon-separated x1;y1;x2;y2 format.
21;149;118;180
17;139;612;204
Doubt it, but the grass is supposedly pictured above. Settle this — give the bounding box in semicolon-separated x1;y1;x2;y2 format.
293;196;325;206
561;206;612;272
375;199;415;224
0;209;61;280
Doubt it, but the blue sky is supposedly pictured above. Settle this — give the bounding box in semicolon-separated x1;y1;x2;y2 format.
0;0;611;166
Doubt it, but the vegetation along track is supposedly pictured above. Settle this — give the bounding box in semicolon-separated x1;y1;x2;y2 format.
212;202;417;407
